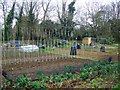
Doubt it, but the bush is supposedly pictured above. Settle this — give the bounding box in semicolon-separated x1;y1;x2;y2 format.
112;83;120;90
99;38;115;45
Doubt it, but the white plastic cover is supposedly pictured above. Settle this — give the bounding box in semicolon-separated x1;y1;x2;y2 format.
19;45;39;52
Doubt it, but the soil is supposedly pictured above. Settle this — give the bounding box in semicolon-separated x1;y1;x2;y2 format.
2;58;93;81
53;49;119;61
2;48;119;82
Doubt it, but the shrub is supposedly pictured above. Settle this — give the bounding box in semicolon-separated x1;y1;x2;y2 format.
112;83;120;90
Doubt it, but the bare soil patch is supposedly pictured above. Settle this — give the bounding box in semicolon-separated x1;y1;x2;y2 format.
2;58;93;81
2;47;118;82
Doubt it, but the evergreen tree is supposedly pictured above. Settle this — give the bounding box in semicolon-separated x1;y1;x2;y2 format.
109;18;120;43
4;1;16;41
60;0;76;39
28;2;36;40
67;0;76;39
15;2;24;40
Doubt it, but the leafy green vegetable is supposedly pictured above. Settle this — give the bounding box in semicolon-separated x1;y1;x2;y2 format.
16;74;31;88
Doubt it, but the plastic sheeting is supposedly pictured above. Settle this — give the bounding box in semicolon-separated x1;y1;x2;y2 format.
19;45;39;52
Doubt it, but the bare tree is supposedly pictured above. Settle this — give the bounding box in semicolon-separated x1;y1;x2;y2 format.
116;1;120;19
0;0;9;28
41;0;52;21
111;1;120;19
23;0;41;21
56;0;67;23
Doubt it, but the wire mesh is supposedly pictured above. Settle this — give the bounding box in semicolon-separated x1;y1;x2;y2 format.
2;27;75;66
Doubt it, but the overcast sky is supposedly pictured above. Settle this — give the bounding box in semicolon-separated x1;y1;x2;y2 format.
13;0;118;6
0;0;118;27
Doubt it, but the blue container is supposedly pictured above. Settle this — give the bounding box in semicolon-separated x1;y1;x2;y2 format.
15;41;19;47
63;40;67;44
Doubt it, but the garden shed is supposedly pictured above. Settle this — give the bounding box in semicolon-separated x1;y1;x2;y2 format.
82;37;92;45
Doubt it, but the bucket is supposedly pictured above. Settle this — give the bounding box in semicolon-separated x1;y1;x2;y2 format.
15;41;19;47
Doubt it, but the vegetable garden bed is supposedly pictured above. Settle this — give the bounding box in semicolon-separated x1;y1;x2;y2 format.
2;59;119;89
